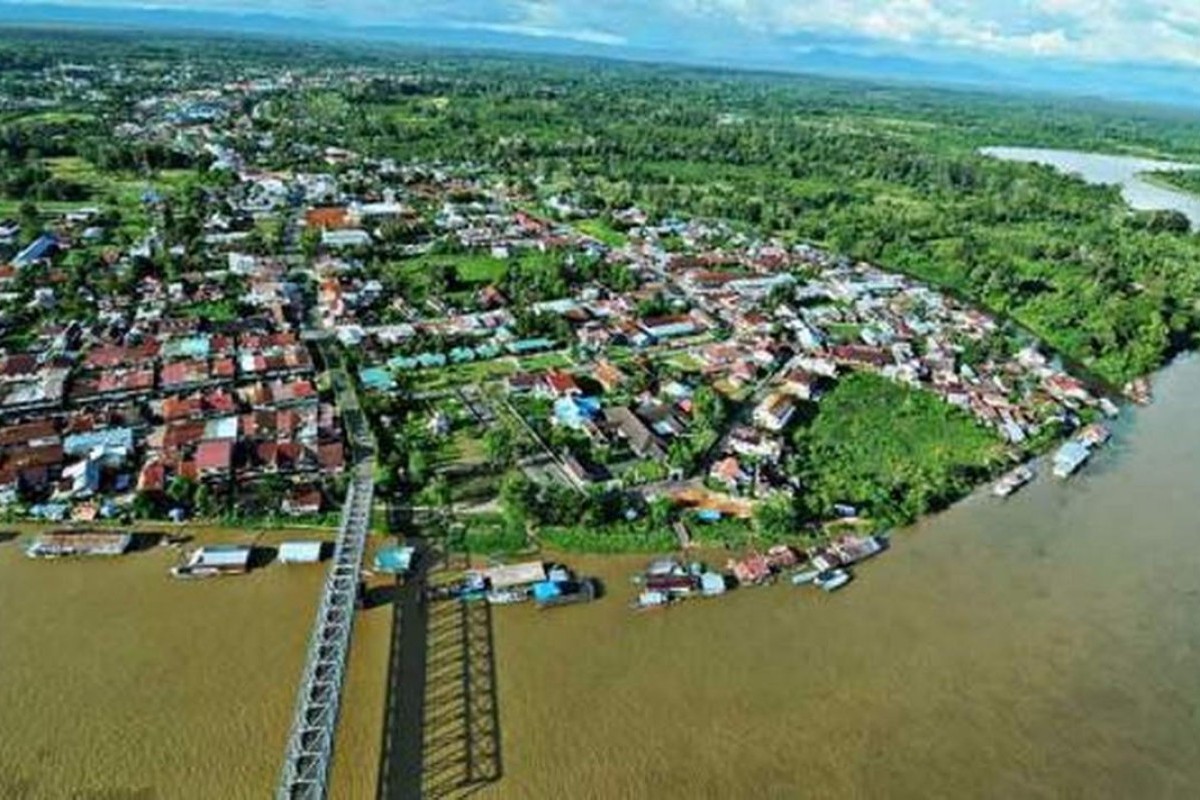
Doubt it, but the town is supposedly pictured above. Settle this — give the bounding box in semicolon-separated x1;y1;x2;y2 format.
0;50;1119;554
7;22;1200;800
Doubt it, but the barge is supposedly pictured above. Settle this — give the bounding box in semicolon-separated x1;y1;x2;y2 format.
171;545;252;578
25;530;132;559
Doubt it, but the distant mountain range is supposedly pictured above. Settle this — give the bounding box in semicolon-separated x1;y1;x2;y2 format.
4;2;1200;110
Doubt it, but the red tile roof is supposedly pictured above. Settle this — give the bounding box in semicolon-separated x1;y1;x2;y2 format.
195;440;233;472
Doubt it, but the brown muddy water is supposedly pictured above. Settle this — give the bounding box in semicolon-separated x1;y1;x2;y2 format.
0;526;389;800
465;355;1200;799
9;356;1200;799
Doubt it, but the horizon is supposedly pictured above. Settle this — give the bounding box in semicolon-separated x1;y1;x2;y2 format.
5;1;1200;110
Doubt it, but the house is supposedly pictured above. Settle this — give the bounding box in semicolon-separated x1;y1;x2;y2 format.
283;484;322;515
638;314;699;341
781;369;822;401
195;440;234;477
541;370;581;398
709;456;751;493
13;234;58;269
753;393;797;433
505;372;540;395
593;359;627;393
725;426;780;462
318;442;345;473
552;391;600;427
305;207;351;230
603;406;667;459
563;453;609;487
321;229;372;249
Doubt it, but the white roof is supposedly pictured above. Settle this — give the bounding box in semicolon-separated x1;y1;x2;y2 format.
483;562;546;589
194;546;251;567
279;541;323;563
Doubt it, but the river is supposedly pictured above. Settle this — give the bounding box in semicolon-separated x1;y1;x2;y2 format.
981;146;1200;228
0;528;390;800
468;354;1200;798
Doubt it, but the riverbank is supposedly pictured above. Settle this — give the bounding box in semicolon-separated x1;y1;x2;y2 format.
331;354;1200;799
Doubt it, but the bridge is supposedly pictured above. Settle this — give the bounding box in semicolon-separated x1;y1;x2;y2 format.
277;346;376;800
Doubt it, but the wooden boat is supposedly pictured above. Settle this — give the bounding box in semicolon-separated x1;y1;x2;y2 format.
170;545;251;579
632;589;672;610
791;568;821;586
814;569;852;592
487;588;530;605
1053;440;1091;479
1077;423;1111;448
534;579;597;609
993;465;1034;498
829;534;886;565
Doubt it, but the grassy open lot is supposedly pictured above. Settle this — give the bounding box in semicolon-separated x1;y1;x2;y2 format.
575;217;628;247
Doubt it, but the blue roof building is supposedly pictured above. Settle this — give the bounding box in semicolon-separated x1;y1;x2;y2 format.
64;427;134;457
359;366;396;392
554;396;601;429
12;234;57;269
507;338;556;355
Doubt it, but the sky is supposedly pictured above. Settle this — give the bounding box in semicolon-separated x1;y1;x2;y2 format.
5;0;1200;68
5;0;1200;105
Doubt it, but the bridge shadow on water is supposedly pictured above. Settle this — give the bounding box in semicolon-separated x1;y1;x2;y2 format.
376;538;503;800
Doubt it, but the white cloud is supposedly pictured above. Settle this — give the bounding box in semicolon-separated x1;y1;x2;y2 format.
452;22;627;46
668;0;1200;66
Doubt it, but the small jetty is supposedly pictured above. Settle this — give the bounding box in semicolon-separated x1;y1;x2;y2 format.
25;530;132;559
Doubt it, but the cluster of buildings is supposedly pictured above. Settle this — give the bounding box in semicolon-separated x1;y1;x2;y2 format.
0;53;1113;528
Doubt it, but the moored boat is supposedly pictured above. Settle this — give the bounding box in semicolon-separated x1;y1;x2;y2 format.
487;588;530;605
1077;423;1111;448
791;568;821;586
993;465;1034;498
633;589;672;610
1053;440;1091;479
829;534;886;565
170;545;252;579
814;569;852;592
533;578;597;609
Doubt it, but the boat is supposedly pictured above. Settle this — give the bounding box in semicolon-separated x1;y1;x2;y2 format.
813;569;852;592
170;545;252;579
993;465;1034;498
791;568;821;586
829;534;886;565
487;588;530;605
1053;440;1091;478
26;531;133;559
1124;377;1152;406
533;578;597;609
1098;397;1120;418
1077;423;1111;448
633;589;672;610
